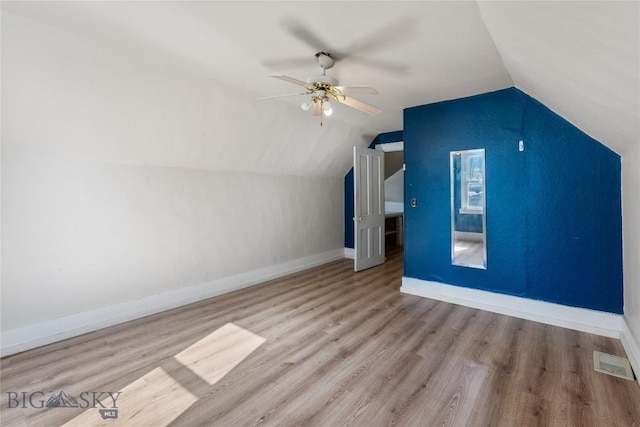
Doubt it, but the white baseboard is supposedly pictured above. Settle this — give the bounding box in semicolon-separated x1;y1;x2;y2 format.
0;249;345;357
621;318;640;385
401;277;622;339
344;247;355;259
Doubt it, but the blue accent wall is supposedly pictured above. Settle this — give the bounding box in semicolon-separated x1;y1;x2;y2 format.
344;168;355;248
404;88;623;314
344;131;404;248
368;130;404;148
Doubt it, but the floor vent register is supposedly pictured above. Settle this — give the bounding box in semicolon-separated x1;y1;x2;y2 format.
593;351;635;381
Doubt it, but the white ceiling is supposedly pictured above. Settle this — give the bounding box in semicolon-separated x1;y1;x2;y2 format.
478;1;639;155
2;1;638;157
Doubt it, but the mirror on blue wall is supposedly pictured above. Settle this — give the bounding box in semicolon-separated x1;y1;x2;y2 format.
450;149;487;269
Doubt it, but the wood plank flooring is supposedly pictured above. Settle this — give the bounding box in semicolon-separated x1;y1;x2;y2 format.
1;248;639;426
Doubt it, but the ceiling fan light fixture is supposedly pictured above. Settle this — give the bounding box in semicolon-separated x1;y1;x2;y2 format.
261;53;381;126
323;101;333;116
312;100;323;116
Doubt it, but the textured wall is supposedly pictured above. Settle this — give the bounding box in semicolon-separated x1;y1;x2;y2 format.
404;88;623;313
344;169;356;248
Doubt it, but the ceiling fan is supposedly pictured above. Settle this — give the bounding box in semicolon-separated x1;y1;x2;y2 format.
258;52;381;126
262;18;411;74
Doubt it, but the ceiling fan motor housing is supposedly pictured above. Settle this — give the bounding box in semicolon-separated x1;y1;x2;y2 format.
315;52;335;70
307;74;338;86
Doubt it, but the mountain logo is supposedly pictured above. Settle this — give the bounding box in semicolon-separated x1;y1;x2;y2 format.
45;391;80;408
7;389;120;420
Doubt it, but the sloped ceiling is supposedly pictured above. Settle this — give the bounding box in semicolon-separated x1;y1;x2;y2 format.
478;1;639;155
2;1;638;175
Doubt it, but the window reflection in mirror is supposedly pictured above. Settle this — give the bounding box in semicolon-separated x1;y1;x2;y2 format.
450;149;486;269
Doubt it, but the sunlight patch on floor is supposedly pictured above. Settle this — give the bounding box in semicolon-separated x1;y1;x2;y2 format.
61;367;197;427
175;322;266;386
61;323;265;426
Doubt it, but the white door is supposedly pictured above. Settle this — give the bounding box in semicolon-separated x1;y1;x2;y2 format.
354;147;385;272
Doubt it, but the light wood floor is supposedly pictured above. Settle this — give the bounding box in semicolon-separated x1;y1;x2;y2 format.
2;248;639;426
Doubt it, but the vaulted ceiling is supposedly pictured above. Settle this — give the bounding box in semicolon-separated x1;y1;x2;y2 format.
2;1;638;173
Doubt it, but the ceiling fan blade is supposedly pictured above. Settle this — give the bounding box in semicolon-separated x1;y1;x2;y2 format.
269;74;309;87
335;86;379;96
344;18;416;57
282;18;332;53
257;92;308;100
337;96;382;116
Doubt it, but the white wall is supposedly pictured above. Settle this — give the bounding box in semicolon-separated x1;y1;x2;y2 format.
622;144;640;375
1;12;364;353
2;152;343;330
384;169;404;204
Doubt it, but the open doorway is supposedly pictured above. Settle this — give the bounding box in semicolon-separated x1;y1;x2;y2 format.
344;134;404;264
375;142;404;252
